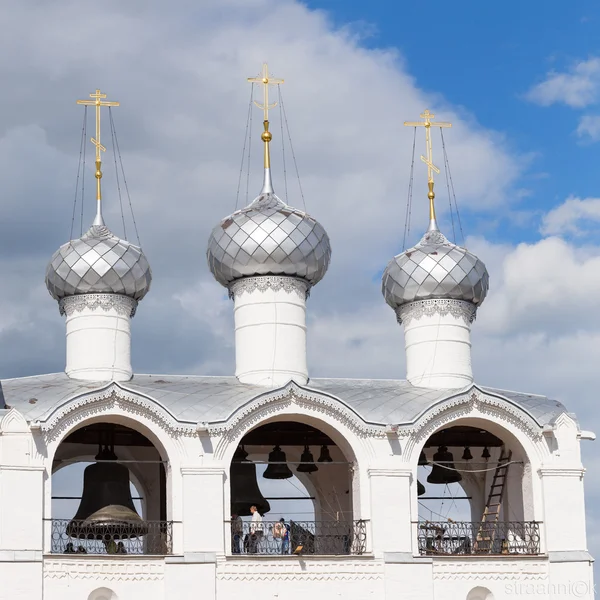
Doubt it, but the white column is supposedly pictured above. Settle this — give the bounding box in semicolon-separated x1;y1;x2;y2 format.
230;276;309;386
398;298;476;389
60;293;137;382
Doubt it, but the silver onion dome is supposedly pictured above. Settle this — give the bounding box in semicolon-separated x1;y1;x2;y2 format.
45;224;152;302
207;191;331;288
382;228;489;310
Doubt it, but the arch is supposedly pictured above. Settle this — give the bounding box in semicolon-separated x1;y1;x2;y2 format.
467;586;494;600
88;587;119;600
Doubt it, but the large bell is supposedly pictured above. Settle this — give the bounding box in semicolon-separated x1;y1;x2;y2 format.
427;446;462;484
263;445;293;480
230;446;270;517
67;445;147;540
417;480;426;496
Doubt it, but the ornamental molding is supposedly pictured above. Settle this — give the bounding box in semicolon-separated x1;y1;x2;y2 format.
228;276;309;301
43;558;164;581
211;382;384;460
397;298;477;326
432;559;548;581
39;384;196;443
216;561;383;581
59;293;138;318
538;467;585;478
400;388;542;453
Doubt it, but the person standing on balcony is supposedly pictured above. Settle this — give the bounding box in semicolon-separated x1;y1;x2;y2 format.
231;513;243;554
274;518;290;555
249;505;263;553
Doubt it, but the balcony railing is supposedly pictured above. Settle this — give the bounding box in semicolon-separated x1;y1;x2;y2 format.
228;520;368;556
49;520;173;555
417;521;540;556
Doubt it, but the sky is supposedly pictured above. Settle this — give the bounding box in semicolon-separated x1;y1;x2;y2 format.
0;0;599;569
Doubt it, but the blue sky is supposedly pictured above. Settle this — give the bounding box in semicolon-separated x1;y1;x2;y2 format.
307;0;600;244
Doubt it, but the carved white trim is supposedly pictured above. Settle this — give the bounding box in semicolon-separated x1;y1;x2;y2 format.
59;293;138;318
217;560;383;581
400;388;542;456
228;276;309;300
0;407;30;434
40;384;196;443
432;559;548;580
43;557;164;581
211;382;384;460
397;298;477;325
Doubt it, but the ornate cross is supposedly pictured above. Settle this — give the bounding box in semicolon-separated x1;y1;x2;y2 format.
248;63;284;122
77;89;120;210
404;110;452;225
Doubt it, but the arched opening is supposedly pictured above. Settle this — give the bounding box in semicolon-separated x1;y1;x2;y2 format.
228;420;365;556
416;421;539;556
51;422;170;555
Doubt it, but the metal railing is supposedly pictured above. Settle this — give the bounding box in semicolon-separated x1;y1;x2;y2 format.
417;521;540;555
228;520;368;556
49;520;173;555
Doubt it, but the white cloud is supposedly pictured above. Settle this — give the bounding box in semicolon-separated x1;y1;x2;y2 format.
540;195;600;235
525;57;600;108
577;115;600;140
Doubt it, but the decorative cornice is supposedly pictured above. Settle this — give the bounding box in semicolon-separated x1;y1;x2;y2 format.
538;467;585;478
367;468;413;478
228;276;309;301
432;559;548;580
400;389;542;452
43;557;164;581
59;293;137;318
40;385;196;443
216;560;383;581
397;298;477;326
212;382;384;460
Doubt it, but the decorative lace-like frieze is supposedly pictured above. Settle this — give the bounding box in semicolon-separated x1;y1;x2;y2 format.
59;293;138;318
397;298;477;326
228;276;310;301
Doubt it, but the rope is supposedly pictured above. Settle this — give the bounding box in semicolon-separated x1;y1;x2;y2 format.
278;85;289;203
80;107;87;236
109;108;142;247
402;127;417;250
235;84;254;211
109;108;127;239
246;84;254;205
279;88;306;211
441;130;456;243
440;129;465;245
70;107;87;240
431;459;523;474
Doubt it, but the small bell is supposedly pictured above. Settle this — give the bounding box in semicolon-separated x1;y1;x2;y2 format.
418;450;429;466
263;445;293;480
417;480;426;496
427;446;462;484
462;447;473;461
482;446;491;460
317;445;333;463
297;445;318;474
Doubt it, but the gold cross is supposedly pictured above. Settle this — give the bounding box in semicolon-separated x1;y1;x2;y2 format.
404;110;452;224
247;64;284;170
76;89;120;208
248;63;284;122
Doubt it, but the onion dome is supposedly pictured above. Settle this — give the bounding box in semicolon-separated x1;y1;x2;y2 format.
45;223;152;302
381;228;488;310
207;191;330;288
207;63;331;289
382;109;488;311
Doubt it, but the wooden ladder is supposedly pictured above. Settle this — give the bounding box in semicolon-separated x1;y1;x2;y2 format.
474;448;512;553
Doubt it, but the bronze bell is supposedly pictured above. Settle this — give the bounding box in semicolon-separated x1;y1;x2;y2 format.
67;445;147;540
263;445;293;480
418;450;429;466
318;445;333;463
417;480;426;496
297;445;318;474
230;446;270;517
427;446;462;484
